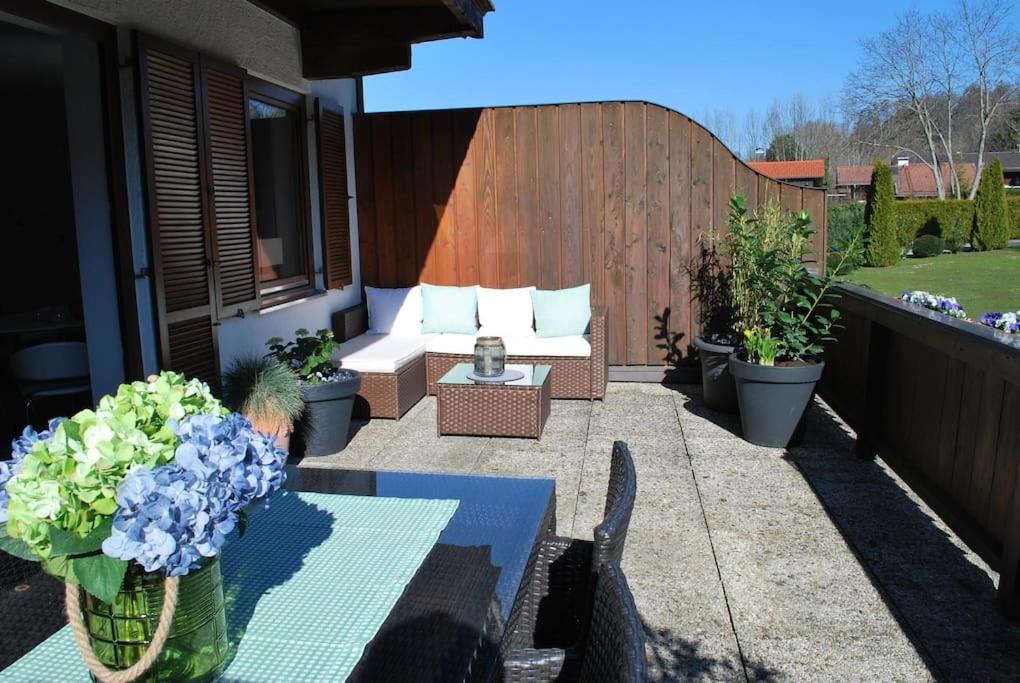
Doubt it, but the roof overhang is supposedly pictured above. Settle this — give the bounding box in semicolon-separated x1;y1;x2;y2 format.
248;0;494;79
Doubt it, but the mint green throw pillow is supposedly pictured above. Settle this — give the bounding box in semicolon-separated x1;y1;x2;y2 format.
531;284;591;337
421;284;478;334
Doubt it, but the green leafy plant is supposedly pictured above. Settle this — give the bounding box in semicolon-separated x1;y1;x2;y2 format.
725;196;865;363
865;161;900;266
973;158;1009;251
911;234;944;258
743;327;779;366
827;203;867;273
266;328;340;384
223;355;303;432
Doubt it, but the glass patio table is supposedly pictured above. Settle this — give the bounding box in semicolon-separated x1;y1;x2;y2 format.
0;467;556;683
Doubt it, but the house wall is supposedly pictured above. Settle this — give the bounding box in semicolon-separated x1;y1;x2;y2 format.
43;0;362;377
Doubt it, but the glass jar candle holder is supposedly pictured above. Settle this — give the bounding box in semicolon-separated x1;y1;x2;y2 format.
473;337;506;377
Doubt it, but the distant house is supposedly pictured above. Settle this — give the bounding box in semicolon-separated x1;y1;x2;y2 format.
746;160;826;188
835;161;977;201
957;151;1020;188
835;166;873;202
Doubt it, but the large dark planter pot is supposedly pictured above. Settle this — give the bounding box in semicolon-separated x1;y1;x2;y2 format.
729;354;824;448
694;336;738;413
293;371;362;457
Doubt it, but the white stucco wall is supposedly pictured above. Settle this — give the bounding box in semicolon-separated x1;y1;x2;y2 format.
43;0;363;376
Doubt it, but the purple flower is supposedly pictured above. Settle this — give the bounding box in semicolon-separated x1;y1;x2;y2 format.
979;311;1020;335
0;419;63;524
103;413;286;576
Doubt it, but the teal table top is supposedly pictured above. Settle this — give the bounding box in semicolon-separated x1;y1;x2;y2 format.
439;363;551;386
0;492;458;683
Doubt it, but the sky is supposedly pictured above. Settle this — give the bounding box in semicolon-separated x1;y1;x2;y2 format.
363;0;962;123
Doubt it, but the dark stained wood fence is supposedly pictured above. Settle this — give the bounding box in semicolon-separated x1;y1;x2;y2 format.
820;283;1020;616
353;102;827;369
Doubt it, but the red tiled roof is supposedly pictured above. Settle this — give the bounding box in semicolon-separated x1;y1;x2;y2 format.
894;163;976;197
836;165;872;185
747;160;826;181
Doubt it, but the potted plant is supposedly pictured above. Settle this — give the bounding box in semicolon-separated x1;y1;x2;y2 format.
725;197;864;447
691;225;739;413
0;371;287;681
223;354;304;452
266;328;361;457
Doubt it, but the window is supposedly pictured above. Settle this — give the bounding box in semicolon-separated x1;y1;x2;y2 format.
248;81;312;300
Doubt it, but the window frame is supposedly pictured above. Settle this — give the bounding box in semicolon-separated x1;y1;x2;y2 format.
246;77;316;305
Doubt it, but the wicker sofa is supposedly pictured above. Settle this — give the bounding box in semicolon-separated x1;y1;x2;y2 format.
331;302;608;420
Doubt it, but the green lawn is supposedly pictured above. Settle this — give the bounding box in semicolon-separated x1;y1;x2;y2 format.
844;248;1020;316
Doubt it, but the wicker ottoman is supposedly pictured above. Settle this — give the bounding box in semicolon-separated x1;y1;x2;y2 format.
436;364;551;440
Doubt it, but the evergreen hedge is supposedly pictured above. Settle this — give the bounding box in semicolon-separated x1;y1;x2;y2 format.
883;196;1020;244
864;162;899;266
972;159;1009;250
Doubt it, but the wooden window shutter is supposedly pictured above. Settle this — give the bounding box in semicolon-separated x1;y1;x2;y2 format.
316;100;354;288
136;36;221;390
201;60;261;317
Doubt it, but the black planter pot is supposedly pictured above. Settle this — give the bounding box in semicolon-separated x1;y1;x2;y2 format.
694;336;739;413
292;371;362;457
729;354;824;448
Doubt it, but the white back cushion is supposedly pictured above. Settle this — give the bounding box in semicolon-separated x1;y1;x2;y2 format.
476;286;535;337
365;286;422;335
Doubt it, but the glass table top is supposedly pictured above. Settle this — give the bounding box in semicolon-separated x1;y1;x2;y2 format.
0;468;556;683
438;363;551;387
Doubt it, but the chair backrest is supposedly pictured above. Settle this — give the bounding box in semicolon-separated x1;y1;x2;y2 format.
593;441;637;568
10;342;90;383
579;562;647;683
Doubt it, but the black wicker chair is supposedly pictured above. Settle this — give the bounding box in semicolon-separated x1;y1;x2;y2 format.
504;442;637;669
502;562;646;682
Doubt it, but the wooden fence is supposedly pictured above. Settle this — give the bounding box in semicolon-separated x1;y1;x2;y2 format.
820;283;1020;616
353;102;827;372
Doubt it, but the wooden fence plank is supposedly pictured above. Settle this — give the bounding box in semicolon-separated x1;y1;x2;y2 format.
370;114;396;287
475;109;499;288
390;114;417;286
453;109;479;286
989;384;1020;539
430;110;457;285
515;107;540;288
603;102;626;364
668;114;692;360
968;375;1005;525
690;123;713;341
353;116;377;287
411;113;435;285
537;106;561;289
580;104;605;305
713;139;734;235
646;103;669;365
624;102;648;365
494;108;519;287
560;104;583;288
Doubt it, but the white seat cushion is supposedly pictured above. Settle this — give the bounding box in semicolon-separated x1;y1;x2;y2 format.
365;286;422;335
336;333;425;374
476;286;535;336
423;333;478;355
502;335;591;357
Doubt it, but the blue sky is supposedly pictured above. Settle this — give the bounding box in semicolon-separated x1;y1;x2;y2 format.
363;0;960;121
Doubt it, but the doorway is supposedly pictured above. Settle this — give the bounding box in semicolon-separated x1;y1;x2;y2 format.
0;16;126;447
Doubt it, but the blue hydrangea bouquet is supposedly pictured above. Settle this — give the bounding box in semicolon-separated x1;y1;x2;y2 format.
0;371;287;680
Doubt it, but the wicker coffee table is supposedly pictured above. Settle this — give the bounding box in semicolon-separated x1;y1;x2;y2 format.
437;363;551;439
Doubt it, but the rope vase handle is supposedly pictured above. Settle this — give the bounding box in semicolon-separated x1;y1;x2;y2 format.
65;577;180;683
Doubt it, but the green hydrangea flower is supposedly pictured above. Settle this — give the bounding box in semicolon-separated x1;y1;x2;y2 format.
4;371;225;563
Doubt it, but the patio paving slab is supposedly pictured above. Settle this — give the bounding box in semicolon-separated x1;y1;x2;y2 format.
297;383;1020;681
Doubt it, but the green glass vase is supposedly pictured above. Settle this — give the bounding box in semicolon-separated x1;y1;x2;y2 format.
80;556;228;683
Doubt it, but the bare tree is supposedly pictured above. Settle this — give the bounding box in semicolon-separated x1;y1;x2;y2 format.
955;0;1019;198
931;10;965;197
847;8;947;198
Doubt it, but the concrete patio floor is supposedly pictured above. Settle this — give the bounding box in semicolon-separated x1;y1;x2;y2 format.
297;383;1020;681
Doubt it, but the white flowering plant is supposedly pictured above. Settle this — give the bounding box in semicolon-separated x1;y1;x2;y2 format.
0;372;287;602
900;291;967;319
